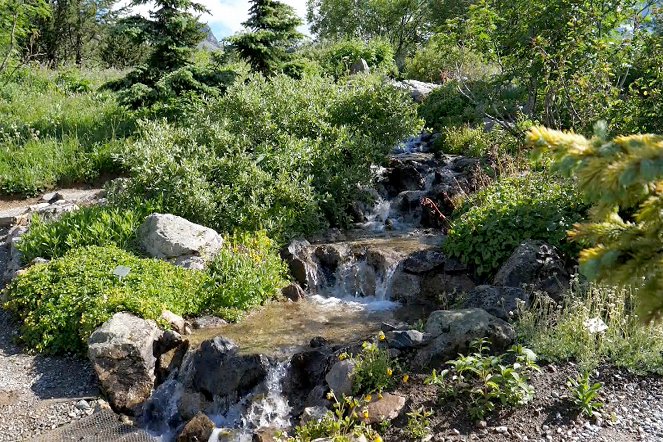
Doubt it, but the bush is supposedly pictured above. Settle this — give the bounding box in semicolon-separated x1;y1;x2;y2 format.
4;232;287;354
113;73;421;240
418;81;480;132
17;202;161;263
3;245;209;354
308;38;398;78
344;333;399;395
444;172;587;275
434;124;524;158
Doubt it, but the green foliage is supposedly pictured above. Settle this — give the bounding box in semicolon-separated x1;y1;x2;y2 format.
113;73;421;240
308;38;397;78
424;338;540;420
444;171;587;275
528;124;663;321
0;0;49;73
436;124;522;158
405;407;433;440
204;231;288;313
347;333;398;395
17;203;161;262
3;245;209;354
418;81;480;132
518;282;663;375
284;392;381;441
228;0;303;75
567;372;603;418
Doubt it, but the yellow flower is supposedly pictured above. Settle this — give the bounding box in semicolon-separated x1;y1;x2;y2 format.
326;392;334;400
378;331;386;341
339;353;347;361
364;394;372;402
377;393;383;399
373;436;383;442
402;374;409;383
362;409;369;419
386;368;393;377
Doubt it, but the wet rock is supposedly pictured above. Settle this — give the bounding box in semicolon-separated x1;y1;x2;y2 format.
403;250;447;274
350;58;370;75
191;316;227;329
161;310;190;335
156;339;190;384
178;390;210;421
300;406;329;425
325;360;356;397
415;308;515;368
383;161;425;196
461;285;530;321
253;428;280;442
176;412;214;442
87;313;162;414
282;283;306;301
304;384;329;408
183;336;269;400
389;271;422;302
281;240;318;289
420;272;475;302
289;349;332;391
138;213;223;262
494;240;569;300
386;329;428;350
362;393;406;424
154;329;184;357
310;336;328;348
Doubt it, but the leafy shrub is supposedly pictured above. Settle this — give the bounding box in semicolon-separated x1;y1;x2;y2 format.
17;202;161;263
204;231;288;313
567;372;603;417
518;283;663;375
435;124;525;158
444;172;587;275
343;333;398;395
405;407;433;440
113;73;421;240
309;38;398;78
418;81;480;132
4;232;287;354
424;339;540;420
3;245;209;354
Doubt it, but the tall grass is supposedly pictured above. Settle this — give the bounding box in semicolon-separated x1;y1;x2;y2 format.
518;282;663;375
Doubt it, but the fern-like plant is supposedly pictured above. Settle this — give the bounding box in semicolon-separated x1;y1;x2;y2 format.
528;122;663;321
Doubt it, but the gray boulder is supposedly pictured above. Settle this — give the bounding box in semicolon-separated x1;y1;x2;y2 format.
392;79;441;103
415;308;515;368
88;313;163;414
325;360;356;397
461;285;530;321
138;213;223;262
350;58;370;74
386;329;428;350
494;240;569;299
181;337;269;400
282;283;307;301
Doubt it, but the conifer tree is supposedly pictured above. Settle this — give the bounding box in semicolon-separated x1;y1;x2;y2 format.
528;122;663;321
228;0;303;75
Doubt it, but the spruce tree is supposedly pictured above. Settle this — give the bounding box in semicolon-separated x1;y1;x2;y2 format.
228;0;303;75
528;122;663;321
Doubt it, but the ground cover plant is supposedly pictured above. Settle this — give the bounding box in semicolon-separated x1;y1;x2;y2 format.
444;171;588;276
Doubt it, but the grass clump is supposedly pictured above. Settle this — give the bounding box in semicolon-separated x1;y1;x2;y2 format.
444;171;587;276
4;232;287;354
518;283;663;375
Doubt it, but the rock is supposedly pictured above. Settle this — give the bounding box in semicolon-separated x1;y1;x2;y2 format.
171;255;207;271
40;191;65;203
2;225;27;284
325;360;356;397
178;390;210;421
87;313;163;414
289;349;332;391
300;406;329;425
390;272;422;303
415;308;515;368
310;336;328;348
75;400;91;411
420;272;475;302
350;58;370;75
138;213;223;261
383;160;425;196
461;285;531;321
386;329;428;350
176;412;214;442
282;283;306;301
0;207;27;228
403;250;447;274
281;240;318;289
191;316;227;329
362;393;406;424
183;336;269;400
154;329;184;357
494;240;569;300
304;384;329;408
161;310;190;335
253;428;279;442
392;79;442;103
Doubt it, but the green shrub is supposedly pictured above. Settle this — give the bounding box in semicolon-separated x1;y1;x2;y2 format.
567;372;603;417
435;124;524;158
518;283;663;375
113;73;421;240
17;202;162;263
308;38;398;78
3;245;210;354
444;172;587;275
418;81;480;132
424;339;540;420
345;334;399;395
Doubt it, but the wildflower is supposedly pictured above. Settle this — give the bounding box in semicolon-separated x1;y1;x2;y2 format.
365;394;372;402
402;374;409;383
377;393;383;399
362;408;369;419
339;353;348;361
386;367;393;377
326;392;334;400
373;436;383;442
378;331;386;341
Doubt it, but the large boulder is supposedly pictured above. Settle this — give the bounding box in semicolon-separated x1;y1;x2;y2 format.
138;213;223;262
177;412;215;442
281;240;318;289
392;79;441;103
461;285;530;321
415;308;515;368
362;393;406;424
325;360;356;397
494;240;569;299
88;313;163;414
181;337;270;401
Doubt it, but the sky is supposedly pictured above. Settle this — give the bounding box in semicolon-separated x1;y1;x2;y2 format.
130;0;310;39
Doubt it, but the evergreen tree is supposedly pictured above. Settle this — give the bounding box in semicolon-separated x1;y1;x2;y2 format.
528;122;663;321
228;0;303;74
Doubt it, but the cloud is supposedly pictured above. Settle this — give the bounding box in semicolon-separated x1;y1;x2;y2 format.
126;0;310;38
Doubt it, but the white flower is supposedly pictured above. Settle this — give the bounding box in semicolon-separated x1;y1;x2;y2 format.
583;317;608;334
